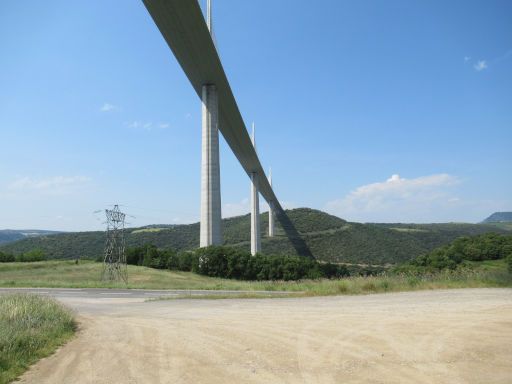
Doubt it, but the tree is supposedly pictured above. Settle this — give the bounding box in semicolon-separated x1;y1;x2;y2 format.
0;251;15;262
16;249;45;262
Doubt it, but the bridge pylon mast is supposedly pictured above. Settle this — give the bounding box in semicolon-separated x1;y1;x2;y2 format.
200;0;222;247
250;122;261;255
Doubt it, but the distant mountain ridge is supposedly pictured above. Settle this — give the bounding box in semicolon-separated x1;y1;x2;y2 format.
0;229;62;245
482;212;512;223
1;208;510;265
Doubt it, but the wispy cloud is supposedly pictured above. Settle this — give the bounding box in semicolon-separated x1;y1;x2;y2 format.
7;176;91;196
224;198;250;218
465;49;512;71
126;121;139;129
474;60;488;71
495;49;512;63
125;121;169;131
100;103;118;112
325;174;461;222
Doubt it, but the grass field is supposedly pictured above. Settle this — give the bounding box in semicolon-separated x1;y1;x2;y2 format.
0;294;76;384
0;260;510;297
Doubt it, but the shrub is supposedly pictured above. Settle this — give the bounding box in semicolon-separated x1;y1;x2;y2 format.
126;246;145;266
0;252;15;263
196;246;230;278
124;245;350;281
320;262;349;278
402;233;512;272
190;246;345;281
15;249;45;262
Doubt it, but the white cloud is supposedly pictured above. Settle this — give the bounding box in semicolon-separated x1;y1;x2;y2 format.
464;56;471;62
126;121;139;128
100;103;117;112
8;176;91;195
224;198;250;218
126;121;151;130
474;60;487;71
325;174;461;223
126;121;169;131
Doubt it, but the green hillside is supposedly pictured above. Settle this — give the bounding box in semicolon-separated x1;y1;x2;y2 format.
482;212;512;223
1;208;510;265
0;230;62;245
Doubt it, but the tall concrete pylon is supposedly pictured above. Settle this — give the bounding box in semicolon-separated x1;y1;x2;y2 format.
250;122;261;255
268;168;275;237
200;0;222;247
206;0;212;31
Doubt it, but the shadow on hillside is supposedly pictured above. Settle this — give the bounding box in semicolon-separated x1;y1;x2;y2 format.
275;209;313;258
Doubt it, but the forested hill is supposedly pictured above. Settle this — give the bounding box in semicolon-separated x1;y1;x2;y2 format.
0;229;62;245
1;208;510;265
482;212;512;223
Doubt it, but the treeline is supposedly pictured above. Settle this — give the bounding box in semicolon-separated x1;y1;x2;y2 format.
126;245;350;281
3;208;510;266
0;249;45;262
396;233;512;272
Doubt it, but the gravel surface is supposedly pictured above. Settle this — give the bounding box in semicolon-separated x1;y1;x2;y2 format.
16;288;512;384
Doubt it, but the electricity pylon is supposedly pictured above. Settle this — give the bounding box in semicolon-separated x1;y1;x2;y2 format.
102;205;127;282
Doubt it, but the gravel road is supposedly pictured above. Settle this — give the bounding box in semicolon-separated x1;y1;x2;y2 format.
13;288;512;384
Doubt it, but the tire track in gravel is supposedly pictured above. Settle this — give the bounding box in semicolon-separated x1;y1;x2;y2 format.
18;288;512;384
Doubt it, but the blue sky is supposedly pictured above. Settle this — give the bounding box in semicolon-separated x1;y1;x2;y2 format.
0;0;511;231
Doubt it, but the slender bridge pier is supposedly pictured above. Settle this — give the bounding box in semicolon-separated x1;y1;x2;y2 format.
143;0;311;257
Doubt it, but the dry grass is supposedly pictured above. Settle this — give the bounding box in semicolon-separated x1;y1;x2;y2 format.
0;294;76;384
1;260;510;297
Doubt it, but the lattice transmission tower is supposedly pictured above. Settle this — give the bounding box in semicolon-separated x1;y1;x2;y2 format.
102;205;127;282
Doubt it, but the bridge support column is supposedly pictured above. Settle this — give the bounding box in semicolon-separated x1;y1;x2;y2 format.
250;123;261;255
200;84;222;247
251;172;261;255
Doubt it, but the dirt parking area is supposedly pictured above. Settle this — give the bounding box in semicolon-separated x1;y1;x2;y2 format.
19;288;512;384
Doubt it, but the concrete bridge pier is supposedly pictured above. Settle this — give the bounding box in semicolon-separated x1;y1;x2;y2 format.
200;84;222;247
250;123;261;255
250;172;261;255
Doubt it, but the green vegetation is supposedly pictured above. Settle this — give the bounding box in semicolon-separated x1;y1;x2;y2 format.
131;227;166;234
0;252;14;263
0;294;76;384
126;245;349;281
482;211;512;223
157;265;511;299
0;258;510;296
485;222;512;231
0;260;311;291
481;212;512;231
0;230;61;246
2;208;509;265
0;249;45;263
396;233;512;273
1;230;511;302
